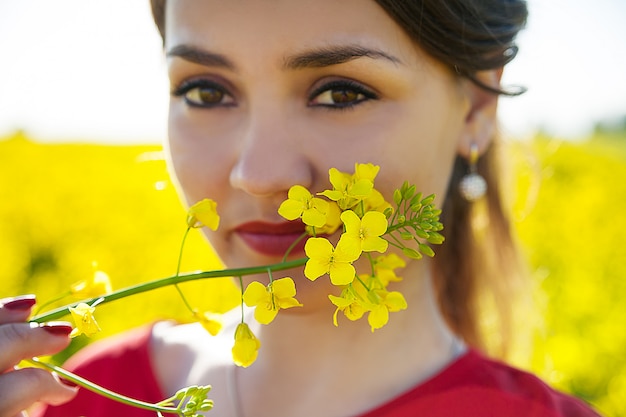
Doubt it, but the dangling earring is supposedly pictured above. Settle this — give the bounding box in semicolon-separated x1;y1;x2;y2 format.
459;143;487;201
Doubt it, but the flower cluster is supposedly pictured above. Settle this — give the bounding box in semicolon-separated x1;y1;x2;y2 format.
29;163;442;415
182;164;444;367
280;163;444;331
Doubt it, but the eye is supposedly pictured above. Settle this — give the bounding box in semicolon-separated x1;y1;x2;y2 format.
172;79;235;108
309;80;377;109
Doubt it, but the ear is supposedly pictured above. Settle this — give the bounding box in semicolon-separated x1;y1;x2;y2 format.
457;69;503;158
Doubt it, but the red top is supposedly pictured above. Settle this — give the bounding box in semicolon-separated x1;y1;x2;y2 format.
33;325;602;417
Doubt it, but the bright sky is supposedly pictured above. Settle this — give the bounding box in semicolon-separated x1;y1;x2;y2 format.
0;0;625;144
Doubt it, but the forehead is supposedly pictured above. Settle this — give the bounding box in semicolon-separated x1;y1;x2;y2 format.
164;0;420;66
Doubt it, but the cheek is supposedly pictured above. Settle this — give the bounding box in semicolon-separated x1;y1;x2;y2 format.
350;103;460;191
167;110;234;202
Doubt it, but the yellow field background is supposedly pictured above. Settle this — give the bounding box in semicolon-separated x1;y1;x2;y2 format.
1;131;625;416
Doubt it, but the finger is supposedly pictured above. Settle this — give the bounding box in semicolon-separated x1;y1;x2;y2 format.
0;367;78;417
0;322;72;372
0;296;37;324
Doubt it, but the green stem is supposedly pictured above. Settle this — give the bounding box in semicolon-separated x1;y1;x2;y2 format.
384;233;404;250
355;275;371;292
174;284;196;315
33;291;71;315
176;227;191;277
386;221;413;234
27;358;182;415
267;268;277;311
174;227;195;314
30;258;308;323
238;276;245;323
389;198;402;225
281;232;308;263
366;252;375;277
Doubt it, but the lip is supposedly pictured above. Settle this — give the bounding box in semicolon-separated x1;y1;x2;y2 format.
235;220;309;257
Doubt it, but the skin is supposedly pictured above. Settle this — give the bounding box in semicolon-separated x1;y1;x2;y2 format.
0;299;77;417
0;0;502;415
156;1;500;417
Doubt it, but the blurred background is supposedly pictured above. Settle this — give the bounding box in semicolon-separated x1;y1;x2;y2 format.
0;1;625;416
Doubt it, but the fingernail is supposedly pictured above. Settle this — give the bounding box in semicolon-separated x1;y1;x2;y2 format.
59;378;79;388
3;295;36;311
40;322;74;337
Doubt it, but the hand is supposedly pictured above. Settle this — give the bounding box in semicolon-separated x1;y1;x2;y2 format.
0;295;78;417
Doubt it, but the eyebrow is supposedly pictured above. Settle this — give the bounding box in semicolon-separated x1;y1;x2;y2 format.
283;45;403;69
166;44;402;71
167;44;236;70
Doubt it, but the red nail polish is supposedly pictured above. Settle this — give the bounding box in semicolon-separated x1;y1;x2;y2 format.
2;295;36;311
40;322;74;337
59;378;79;388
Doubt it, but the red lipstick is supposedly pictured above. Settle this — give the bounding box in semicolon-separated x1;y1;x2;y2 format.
235;221;308;257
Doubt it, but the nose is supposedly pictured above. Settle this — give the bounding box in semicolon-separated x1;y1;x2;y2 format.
229;113;314;198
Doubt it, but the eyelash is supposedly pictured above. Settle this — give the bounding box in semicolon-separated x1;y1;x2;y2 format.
308;79;378;110
171;79;235;108
171;78;378;110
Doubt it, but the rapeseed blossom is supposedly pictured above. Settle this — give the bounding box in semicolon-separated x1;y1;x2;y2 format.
366;289;407;332
69;302;101;338
195;311;223;336
328;286;367;326
339;210;388;253
320;167;374;210
278;185;329;228
363;188;393;214
70;269;112;299
373;253;406;285
306;200;342;236
243;277;302;324
232;323;261;367
304;238;360;285
353;162;380;182
187;199;220;230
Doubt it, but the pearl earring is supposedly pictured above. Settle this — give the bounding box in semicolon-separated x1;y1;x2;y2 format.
459;143;487;201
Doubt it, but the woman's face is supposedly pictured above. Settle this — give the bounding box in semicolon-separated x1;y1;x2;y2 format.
165;0;472;285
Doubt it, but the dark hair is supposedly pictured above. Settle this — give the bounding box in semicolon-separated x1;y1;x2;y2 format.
372;0;528;355
149;0;528;355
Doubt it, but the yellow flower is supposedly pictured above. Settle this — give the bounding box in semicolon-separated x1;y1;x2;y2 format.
232;323;261;368
304;238;360;285
353;162;380;182
195;311;223;336
339;210;388;253
306;201;342;236
68;302;101;338
319;167;374;210
373;253;406;286
366;290;407;332
278;185;329;228
364;188;393;214
243;278;302;324
70;270;112;299
187;199;220;230
328;286;367;326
